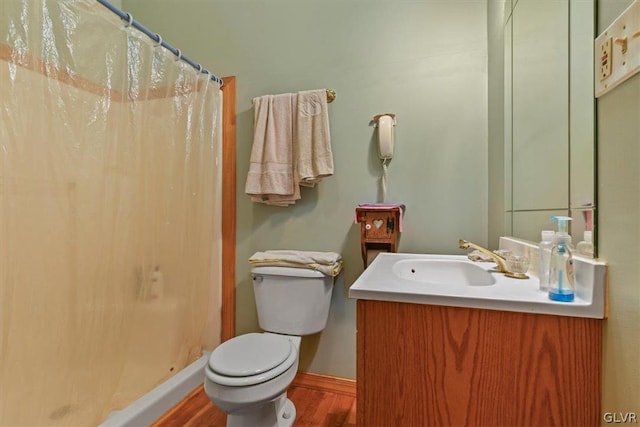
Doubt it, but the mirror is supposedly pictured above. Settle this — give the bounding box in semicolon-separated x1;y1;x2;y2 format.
504;0;596;254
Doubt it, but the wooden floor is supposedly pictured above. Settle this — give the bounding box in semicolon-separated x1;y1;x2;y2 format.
152;384;357;427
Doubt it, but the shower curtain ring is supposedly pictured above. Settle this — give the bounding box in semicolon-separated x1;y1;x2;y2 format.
154;34;163;47
197;64;203;73
125;13;134;28
175;49;182;61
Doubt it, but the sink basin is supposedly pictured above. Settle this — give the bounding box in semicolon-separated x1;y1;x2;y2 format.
349;251;607;319
392;259;495;286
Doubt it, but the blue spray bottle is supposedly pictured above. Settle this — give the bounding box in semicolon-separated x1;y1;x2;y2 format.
548;216;575;302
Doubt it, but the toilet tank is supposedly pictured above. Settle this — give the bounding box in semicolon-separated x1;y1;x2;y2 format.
251;266;334;335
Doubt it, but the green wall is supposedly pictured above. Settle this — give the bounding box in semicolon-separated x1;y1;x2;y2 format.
598;0;640;415
125;0;489;379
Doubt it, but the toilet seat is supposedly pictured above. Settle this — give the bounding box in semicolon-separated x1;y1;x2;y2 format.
206;333;297;387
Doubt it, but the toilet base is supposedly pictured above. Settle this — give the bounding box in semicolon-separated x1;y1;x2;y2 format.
226;393;296;427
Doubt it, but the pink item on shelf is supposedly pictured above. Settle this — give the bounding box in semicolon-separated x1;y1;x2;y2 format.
583;210;593;231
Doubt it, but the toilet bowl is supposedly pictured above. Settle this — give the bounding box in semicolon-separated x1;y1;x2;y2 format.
203;265;336;427
204;333;301;427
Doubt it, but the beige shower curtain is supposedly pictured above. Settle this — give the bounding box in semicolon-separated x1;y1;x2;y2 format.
0;1;222;425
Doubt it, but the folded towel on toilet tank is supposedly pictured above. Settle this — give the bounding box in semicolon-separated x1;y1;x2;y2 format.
249;250;343;277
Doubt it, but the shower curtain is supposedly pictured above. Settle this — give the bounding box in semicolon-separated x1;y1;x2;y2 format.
0;1;223;425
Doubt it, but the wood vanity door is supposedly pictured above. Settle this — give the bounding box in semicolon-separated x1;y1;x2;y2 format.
356;300;602;426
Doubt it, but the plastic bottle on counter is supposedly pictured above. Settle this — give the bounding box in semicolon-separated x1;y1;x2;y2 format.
538;230;555;291
576;231;594;258
548;216;575;303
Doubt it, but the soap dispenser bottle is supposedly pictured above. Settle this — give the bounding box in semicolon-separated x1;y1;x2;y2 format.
548;216;574;302
538;230;555;291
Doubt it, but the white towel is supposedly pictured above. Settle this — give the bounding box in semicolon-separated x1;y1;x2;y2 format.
249;250;343;277
246;89;333;205
296;89;333;187
245;94;300;205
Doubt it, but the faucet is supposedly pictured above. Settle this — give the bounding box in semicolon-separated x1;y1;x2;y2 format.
458;239;528;279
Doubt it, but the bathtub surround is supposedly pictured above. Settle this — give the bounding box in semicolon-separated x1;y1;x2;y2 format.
100;354;210;427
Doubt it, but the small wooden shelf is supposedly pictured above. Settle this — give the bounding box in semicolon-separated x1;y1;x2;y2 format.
355;205;403;268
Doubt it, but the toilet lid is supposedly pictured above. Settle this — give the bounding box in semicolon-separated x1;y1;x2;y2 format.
209;333;293;377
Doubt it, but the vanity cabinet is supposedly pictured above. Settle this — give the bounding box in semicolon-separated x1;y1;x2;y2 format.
356;300;602;426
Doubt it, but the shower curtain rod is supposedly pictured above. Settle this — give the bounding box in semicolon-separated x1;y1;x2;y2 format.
96;0;223;87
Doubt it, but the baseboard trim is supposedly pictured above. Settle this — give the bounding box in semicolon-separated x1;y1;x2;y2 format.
292;372;356;398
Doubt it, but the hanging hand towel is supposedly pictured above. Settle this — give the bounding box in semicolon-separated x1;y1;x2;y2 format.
245;93;300;205
296;89;333;187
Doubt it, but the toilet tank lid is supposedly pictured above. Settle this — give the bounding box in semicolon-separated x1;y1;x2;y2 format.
251;266;326;278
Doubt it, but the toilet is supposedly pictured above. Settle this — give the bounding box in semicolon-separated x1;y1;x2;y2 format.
204;265;335;427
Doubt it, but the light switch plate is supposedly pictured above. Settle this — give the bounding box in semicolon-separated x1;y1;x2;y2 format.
595;0;640;97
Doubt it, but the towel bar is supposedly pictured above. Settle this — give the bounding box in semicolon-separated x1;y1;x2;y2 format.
252;89;336;105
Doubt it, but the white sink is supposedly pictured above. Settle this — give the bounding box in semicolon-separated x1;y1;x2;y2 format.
392;259;496;286
349;252;607;319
